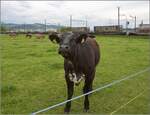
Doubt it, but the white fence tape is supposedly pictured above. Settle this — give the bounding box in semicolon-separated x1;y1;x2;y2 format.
32;67;150;115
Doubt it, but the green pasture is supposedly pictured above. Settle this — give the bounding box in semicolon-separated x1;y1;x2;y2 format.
1;34;150;114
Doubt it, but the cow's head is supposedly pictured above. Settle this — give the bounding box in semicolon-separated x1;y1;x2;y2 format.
49;32;88;59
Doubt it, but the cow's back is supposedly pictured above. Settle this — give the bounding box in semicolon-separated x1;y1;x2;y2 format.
86;38;100;66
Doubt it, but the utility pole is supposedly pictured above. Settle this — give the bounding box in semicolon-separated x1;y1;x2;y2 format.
24;23;26;32
149;0;150;25
117;7;120;31
85;17;88;27
70;15;72;28
44;19;46;32
135;16;136;32
58;23;60;32
130;15;136;32
121;14;128;34
85;17;88;32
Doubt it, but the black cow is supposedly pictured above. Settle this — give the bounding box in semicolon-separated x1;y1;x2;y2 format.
26;33;32;38
49;32;100;113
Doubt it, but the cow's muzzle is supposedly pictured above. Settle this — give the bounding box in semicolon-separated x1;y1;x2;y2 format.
58;45;70;58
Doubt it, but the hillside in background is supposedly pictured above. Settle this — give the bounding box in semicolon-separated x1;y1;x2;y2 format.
1;23;64;31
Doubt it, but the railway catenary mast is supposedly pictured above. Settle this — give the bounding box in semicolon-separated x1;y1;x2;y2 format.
117;7;120;31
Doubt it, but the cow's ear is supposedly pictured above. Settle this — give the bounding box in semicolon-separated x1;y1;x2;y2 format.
88;34;95;38
75;33;88;44
48;33;60;43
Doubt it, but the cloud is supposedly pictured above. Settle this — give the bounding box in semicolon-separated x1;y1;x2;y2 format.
1;1;149;28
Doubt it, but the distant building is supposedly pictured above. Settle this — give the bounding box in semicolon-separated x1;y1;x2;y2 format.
94;25;123;34
137;24;150;35
47;28;57;32
71;27;90;32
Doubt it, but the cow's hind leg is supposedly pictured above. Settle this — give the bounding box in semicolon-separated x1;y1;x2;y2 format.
64;74;74;113
83;70;95;112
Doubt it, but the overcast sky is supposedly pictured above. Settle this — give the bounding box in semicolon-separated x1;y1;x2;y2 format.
1;1;149;29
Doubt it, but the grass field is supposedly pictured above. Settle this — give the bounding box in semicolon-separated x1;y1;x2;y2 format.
1;34;150;114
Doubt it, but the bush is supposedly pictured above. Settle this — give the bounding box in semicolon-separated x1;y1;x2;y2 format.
0;25;7;32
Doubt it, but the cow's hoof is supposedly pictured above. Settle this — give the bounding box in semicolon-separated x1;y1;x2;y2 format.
83;109;89;112
64;108;70;114
64;111;69;114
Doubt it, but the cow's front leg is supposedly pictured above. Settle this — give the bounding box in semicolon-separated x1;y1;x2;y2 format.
83;71;95;112
83;79;91;112
64;74;74;113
